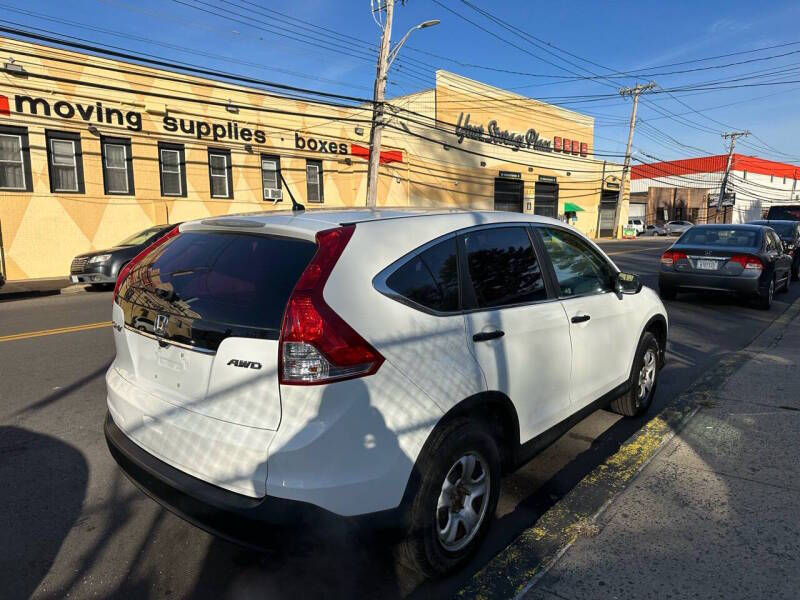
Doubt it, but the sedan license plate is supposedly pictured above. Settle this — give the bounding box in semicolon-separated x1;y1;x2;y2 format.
696;259;718;271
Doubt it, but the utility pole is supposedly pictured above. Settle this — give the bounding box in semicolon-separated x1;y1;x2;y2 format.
716;131;750;217
365;0;395;209
364;3;439;208
613;82;656;237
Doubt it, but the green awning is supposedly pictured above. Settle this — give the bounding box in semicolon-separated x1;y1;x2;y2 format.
563;202;585;212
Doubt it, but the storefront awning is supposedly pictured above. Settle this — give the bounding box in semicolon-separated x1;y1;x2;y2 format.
563;202;585;212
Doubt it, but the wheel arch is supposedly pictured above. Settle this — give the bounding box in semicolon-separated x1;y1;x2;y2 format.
398;391;521;514
643;313;668;368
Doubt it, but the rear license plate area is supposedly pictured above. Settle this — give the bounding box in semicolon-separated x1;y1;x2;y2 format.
696;259;719;271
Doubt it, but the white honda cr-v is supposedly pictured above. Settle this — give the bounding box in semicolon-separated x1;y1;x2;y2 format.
105;208;667;576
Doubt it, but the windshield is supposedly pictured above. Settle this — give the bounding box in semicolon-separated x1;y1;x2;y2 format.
117;226;168;247
678;227;760;248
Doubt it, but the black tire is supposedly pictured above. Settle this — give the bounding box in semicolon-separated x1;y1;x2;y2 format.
659;285;677;301
397;418;501;577
757;277;775;310
609;331;660;417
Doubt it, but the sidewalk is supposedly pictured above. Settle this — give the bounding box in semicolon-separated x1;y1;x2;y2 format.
525;308;800;599
0;277;73;301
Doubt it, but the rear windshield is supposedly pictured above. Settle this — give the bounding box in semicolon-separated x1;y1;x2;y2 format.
767;205;800;221
120;231;316;342
678;227;760;248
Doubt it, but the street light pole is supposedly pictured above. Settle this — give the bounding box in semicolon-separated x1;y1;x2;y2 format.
365;5;439;208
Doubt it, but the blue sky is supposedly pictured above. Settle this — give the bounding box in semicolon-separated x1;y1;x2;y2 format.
4;0;800;164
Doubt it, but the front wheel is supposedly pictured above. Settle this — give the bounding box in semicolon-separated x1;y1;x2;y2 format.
610;331;660;417
397;418;500;577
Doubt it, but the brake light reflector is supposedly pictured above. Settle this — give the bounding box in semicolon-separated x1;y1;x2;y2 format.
660;250;687;267
113;225;180;303
279;226;384;385
729;254;763;272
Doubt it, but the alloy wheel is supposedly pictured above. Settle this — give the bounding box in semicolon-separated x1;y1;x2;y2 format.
637;348;657;405
436;452;491;552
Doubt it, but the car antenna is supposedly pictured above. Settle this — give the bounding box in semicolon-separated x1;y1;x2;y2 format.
279;171;305;212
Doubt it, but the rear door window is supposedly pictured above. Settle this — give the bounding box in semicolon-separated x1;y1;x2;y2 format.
119;231;316;349
386;237;459;312
461;226;548;309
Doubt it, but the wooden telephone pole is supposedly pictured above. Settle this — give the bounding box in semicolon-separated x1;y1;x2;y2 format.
716;131;750;216
613;82;656;237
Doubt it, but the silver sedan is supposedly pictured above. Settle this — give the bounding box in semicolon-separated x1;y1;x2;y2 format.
665;220;694;236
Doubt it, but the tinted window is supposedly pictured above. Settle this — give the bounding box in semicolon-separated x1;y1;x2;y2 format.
539;227;614;297
767;205;800;221
751;221;796;238
386;238;459;312
120;232;316;348
462;227;547;308
679;227;759;248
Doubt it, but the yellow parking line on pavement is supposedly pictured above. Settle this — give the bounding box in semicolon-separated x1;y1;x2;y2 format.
0;321;111;343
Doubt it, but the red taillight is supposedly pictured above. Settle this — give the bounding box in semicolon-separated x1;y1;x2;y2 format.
660;250;687;267
729;254;763;272
279;225;384;385
113;225;180;303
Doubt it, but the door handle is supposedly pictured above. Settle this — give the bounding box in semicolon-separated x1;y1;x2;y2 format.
473;330;504;342
571;314;591;324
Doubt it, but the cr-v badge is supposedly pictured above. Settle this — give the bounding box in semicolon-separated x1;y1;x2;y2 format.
154;314;168;336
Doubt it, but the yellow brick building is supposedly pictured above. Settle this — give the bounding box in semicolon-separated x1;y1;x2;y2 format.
0;36;626;281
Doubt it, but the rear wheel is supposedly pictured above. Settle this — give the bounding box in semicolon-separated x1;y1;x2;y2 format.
397;418;500;577
757;277;775;310
609;331;659;417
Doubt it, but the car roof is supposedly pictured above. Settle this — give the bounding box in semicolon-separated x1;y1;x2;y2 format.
750;219;797;225
688;224;766;231
179;207;565;240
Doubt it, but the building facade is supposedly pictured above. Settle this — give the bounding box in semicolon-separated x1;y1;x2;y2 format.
631;155;800;225
0;36;625;281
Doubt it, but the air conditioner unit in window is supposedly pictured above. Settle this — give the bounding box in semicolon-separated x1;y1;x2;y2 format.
264;188;283;201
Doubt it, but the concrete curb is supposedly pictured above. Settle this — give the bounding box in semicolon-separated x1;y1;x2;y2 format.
455;296;800;600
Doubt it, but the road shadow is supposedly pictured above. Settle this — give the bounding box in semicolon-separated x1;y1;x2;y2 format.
0;426;88;600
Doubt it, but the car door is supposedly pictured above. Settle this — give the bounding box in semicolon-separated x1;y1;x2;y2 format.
460;225;572;442
768;229;792;282
535;226;636;409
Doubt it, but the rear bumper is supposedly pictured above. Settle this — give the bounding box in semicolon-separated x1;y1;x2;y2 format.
659;270;763;296
104;413;400;546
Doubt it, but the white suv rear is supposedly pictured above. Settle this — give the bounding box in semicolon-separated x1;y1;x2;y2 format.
105;209;668;575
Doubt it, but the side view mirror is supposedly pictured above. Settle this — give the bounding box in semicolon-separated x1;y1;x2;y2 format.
615;272;642;295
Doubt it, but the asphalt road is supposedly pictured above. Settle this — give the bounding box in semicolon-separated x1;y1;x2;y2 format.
2;238;799;600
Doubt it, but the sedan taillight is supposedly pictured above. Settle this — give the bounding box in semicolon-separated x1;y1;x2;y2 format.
279;226;384;385
729;254;763;273
660;250;687;267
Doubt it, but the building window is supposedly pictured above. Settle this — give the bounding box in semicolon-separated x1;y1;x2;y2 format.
46;130;85;193
306;159;323;203
208;148;233;199
261;155;282;201
783;177;787;184
743;170;747;180
101;137;134;195
770;175;774;183
0;125;33;191
158;142;186;197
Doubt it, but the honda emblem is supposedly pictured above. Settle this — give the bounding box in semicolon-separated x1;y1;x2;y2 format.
154;314;168;337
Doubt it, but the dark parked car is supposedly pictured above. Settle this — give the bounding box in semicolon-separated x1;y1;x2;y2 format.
658;224;792;309
748;220;800;281
766;204;800;221
70;224;177;289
